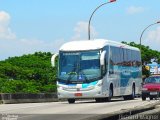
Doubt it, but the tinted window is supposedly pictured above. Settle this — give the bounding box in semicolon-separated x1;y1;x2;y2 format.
145;76;160;83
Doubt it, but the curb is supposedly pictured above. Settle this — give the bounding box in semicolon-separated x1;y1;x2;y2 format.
82;101;160;120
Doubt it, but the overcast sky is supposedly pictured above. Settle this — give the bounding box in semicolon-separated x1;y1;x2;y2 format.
0;0;160;60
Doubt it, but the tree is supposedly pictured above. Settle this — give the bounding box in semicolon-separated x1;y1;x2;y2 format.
0;52;57;93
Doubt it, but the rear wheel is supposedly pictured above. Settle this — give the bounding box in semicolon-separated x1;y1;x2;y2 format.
123;85;135;100
131;85;135;100
68;99;75;104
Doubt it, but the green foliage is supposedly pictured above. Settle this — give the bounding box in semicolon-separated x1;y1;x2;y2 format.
42;84;57;93
0;79;41;93
0;52;57;93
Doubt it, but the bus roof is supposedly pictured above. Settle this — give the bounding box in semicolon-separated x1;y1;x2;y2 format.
59;39;140;51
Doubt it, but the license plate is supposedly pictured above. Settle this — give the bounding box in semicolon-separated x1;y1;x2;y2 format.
150;92;158;95
75;93;82;97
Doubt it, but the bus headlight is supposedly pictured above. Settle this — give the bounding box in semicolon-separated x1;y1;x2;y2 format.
57;85;64;90
88;85;95;89
97;82;102;87
57;85;60;88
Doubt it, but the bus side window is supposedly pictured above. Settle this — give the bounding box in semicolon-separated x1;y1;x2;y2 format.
102;58;106;75
102;47;108;76
109;46;114;74
109;59;114;74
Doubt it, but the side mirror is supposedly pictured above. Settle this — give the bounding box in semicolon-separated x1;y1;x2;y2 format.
100;51;106;66
51;53;58;67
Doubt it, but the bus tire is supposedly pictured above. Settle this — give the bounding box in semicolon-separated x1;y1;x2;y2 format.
96;98;109;102
142;96;146;101
124;85;135;100
68;99;75;104
123;96;129;100
149;97;153;100
95;98;100;102
106;85;113;102
130;84;135;100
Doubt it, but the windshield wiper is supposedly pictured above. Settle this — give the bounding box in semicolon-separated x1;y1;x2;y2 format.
66;66;77;84
79;70;89;83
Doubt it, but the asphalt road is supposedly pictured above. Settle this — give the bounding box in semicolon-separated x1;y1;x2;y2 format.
0;98;158;120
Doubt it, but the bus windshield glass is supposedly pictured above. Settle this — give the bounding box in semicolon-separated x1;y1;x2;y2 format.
59;50;101;83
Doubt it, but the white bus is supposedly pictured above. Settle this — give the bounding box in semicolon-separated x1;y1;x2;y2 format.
51;39;142;103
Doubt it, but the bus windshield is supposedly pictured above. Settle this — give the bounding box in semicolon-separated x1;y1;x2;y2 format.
59;50;101;83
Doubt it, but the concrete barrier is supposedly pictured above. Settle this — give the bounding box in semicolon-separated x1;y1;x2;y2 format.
0;93;58;104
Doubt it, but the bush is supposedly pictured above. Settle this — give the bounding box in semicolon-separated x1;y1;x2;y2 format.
0;78;57;93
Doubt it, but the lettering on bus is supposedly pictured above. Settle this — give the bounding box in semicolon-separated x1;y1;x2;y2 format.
63;53;80;56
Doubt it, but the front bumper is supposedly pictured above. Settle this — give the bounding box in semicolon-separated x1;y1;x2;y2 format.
142;91;160;98
57;87;106;99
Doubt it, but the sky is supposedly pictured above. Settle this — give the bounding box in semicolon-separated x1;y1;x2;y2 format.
0;0;160;60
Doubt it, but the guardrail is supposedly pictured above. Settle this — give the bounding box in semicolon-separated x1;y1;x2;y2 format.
0;93;58;104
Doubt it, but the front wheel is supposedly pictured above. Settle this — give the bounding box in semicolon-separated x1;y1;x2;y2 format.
106;88;113;102
129;85;136;100
131;85;135;99
68;99;75;104
149;97;153;100
142;95;146;101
